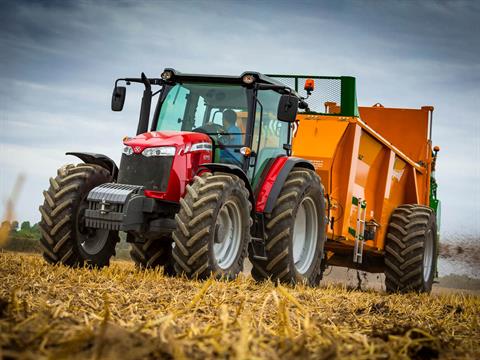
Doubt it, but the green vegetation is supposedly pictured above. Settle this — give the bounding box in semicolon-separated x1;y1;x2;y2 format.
0;220;41;253
0;221;132;260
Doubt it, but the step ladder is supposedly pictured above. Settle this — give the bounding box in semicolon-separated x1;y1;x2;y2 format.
353;198;367;264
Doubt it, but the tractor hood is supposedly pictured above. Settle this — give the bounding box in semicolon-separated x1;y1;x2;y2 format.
118;130;213;201
123;131;211;154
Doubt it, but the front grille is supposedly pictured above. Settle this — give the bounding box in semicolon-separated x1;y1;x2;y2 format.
117;154;173;191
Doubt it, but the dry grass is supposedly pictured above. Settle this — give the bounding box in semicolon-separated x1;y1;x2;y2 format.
1;252;479;359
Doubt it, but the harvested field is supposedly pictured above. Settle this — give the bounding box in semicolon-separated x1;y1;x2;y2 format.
1;252;479;359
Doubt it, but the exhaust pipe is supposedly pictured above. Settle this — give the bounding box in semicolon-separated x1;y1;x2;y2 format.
136;72;151;135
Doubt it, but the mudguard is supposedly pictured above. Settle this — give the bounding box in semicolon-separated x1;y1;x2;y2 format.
66;152;119;180
258;157;314;214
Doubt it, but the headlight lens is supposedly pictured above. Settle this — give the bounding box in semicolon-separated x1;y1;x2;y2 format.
123;145;133;156
142;146;176;157
190;142;212;152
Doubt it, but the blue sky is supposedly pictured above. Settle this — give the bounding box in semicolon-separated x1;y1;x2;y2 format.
0;0;479;238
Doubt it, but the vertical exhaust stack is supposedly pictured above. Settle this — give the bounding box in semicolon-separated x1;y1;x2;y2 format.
136;72;152;135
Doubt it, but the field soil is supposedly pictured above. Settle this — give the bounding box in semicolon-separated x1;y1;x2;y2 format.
322;267;480;295
1;252;479;359
243;261;480;295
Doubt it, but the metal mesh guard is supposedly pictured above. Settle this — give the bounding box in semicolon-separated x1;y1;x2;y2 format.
268;76;342;114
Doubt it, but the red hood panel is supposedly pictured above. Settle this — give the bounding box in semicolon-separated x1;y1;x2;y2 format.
124;131;211;152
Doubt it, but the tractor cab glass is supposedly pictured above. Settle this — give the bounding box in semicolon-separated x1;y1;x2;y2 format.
157;82;248;167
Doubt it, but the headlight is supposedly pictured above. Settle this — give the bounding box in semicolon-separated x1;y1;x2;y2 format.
190;142;212;152
142;146;176;157
123;145;133;156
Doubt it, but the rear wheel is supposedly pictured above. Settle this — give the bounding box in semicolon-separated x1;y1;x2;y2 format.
130;237;175;275
384;204;437;293
249;169;326;286
172;172;251;279
38;163;119;268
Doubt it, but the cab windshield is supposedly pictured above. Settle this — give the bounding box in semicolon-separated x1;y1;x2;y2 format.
156;82;248;166
157;83;248;136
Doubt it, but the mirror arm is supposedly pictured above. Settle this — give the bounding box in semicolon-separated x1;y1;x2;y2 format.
115;77;164;88
299;100;310;111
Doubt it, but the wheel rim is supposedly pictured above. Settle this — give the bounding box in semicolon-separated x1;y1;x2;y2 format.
423;228;434;282
77;202;109;256
213;199;242;270
292;197;318;274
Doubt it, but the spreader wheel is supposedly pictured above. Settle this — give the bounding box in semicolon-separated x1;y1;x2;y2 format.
384;204;437;293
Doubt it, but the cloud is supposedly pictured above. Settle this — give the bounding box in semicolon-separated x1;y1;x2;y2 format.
0;0;479;235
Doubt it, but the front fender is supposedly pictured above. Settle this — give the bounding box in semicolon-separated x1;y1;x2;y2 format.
256;157;314;214
66;152;119;180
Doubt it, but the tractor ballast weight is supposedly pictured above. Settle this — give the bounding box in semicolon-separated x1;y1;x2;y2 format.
38;68;440;293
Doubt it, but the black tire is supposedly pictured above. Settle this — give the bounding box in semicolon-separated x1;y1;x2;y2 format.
384;204;437;293
38;163;119;268
130;237;175;275
249;169;326;286
172;172;251;280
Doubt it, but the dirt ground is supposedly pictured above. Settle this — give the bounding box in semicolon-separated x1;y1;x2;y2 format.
322;267;480;295
242;260;480;296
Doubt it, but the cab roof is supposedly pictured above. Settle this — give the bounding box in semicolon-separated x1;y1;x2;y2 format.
163;68;291;89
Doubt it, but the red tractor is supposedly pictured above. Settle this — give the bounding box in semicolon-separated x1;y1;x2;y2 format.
39;69;326;284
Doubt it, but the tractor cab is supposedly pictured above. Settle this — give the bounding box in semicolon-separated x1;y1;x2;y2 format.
113;69;300;193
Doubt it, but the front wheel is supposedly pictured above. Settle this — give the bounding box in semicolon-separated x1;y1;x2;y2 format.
249;169;326;286
130;236;175;275
172;172;251;279
39;163;119;268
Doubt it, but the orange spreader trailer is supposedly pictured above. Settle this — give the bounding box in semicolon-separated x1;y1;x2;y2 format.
270;74;441;291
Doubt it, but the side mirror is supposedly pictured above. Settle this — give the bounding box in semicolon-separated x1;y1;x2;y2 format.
277;94;299;122
111;86;126;111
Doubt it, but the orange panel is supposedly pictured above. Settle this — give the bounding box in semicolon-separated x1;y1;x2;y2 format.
292;108;432;255
359;105;431;166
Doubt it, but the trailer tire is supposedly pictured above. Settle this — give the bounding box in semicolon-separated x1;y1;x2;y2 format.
130;237;175;275
172;172;251;280
249;169;326;286
38;163;119;268
384;204;437;293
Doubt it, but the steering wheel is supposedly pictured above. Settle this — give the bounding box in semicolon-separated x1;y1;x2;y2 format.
193;122;225;135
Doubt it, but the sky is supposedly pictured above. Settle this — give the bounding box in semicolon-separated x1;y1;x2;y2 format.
0;0;479;239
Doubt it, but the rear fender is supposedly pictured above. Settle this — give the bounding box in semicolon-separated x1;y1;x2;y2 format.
256;157;314;214
66;152;119;180
198;163;255;216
